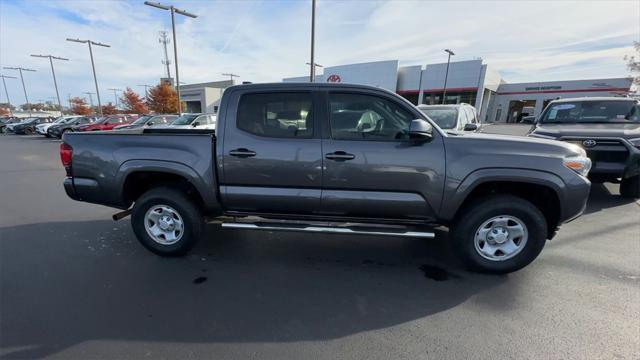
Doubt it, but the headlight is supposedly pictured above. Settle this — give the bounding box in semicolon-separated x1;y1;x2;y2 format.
629;137;640;149
563;156;592;177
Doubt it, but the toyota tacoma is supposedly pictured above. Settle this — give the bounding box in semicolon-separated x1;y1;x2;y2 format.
61;83;591;273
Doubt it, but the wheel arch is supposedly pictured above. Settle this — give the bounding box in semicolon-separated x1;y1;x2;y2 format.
117;160;221;215
441;168;567;239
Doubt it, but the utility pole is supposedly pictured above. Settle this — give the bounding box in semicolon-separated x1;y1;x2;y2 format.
222;73;239;83
137;84;152;101
84;92;95;109
159;30;172;79
108;88;122;109
0;74;16;115
309;0;316;82
67;38;110;115
145;2;198;114
442;49;455;104
30;54;69;111
3;66;36;116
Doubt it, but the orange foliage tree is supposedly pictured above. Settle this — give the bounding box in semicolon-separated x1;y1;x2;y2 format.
147;82;179;114
69;97;92;115
101;103;118;115
120;87;148;114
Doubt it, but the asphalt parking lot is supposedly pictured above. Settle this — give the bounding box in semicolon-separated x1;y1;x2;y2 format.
1;132;639;359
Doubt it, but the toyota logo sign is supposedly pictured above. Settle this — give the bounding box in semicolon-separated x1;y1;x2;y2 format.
326;74;341;83
582;139;597;148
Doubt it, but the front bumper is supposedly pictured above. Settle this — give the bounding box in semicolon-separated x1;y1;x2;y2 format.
559;137;640;179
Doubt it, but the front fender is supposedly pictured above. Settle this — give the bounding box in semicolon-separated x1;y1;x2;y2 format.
439;168;568;221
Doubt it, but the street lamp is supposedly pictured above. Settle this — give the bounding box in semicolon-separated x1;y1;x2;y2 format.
84;92;95;109
137;84;152;101
222;73;239;83
108;88;122;109
0;74;17;115
30;54;69;111
66;38;110;115
309;0;316;82
442;48;455;104
3;67;36;115
144;1;198;114
306;62;323;82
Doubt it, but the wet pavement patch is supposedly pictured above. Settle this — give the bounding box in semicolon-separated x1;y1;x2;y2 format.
419;264;459;281
193;276;208;284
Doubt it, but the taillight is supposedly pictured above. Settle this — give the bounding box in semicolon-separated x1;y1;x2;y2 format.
60;143;73;176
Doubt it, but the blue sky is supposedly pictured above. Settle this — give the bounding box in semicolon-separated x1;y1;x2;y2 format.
0;0;638;106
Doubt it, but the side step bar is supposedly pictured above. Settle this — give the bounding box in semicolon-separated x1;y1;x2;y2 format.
221;222;435;238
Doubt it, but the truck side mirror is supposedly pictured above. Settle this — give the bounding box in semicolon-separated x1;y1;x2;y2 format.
463;123;478;131
408;119;433;143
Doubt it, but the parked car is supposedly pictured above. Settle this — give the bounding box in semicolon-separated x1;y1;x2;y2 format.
48;116;93;138
418;104;481;132
528;97;640;198
7;117;54;134
36;115;82;137
113;114;178;130
61;83;591;274
0;117;20;133
75;114;138;132
166;113;216;130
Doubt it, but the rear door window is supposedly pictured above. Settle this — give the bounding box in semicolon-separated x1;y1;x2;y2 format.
237;92;313;138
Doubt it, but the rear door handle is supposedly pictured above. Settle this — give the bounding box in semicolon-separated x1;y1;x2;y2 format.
325;151;355;161
229;148;256;158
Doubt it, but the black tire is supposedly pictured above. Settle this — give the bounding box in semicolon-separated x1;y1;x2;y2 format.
131;186;203;256
23;127;33;135
620;175;640;199
451;194;548;274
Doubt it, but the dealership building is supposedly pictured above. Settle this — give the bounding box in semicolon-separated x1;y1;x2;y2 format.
283;59;633;123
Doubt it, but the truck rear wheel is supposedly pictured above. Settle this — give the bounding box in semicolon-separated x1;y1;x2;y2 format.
451;194;547;274
620;175;640;199
131;187;203;256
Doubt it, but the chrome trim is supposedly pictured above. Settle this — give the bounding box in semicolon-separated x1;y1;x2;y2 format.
221;222;435;238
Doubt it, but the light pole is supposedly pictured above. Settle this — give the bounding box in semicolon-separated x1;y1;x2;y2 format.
0;74;16;115
441;49;455;104
309;0;316;82
144;1;198;114
66;38;110;115
84;92;95;109
3;67;36;116
30;54;69;111
306;62;323;82
137;84;152;101
108;88;122;109
222;73;239;83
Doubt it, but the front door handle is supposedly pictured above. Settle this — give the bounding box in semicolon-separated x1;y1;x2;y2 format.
325;151;355;161
229;148;256;158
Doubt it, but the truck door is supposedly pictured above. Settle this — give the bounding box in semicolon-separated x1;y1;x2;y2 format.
221;91;323;214
320;91;445;221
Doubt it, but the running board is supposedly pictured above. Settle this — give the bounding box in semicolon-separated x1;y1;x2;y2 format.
221;222;435;238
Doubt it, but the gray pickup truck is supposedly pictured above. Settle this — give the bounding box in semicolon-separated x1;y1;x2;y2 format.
528;97;640;198
62;83;591;273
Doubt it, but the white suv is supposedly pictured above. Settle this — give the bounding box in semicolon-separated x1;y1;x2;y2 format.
418;103;481;132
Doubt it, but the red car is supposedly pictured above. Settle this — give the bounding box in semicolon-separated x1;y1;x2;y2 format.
75;115;139;132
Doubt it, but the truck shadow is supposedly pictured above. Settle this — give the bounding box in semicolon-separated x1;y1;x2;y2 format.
0;220;512;359
583;183;637;215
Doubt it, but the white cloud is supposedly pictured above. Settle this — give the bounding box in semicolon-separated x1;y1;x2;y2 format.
0;0;638;105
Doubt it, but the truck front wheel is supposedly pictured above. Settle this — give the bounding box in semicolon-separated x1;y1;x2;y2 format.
131;187;203;256
620;175;640;199
451;194;547;274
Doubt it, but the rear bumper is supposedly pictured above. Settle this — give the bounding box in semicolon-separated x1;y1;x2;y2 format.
63;177;80;201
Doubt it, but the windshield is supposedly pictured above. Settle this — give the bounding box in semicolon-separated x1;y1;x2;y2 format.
540;101;639;124
131;115;152;125
171;114;199;125
421;108;458;129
